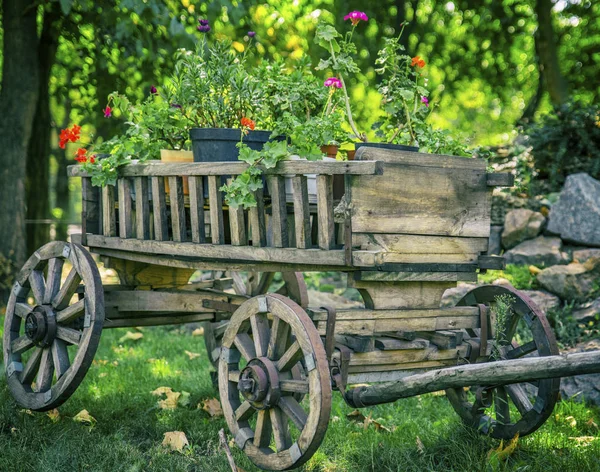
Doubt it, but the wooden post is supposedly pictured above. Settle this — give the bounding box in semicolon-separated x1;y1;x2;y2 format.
317;175;334;250
292;176;311;249
249;188;266;247
151;177;168;241
188;176;206;243
168;176;186;242
134;177;150;240
268;176;288;248
102;184;116;237
208;175;225;244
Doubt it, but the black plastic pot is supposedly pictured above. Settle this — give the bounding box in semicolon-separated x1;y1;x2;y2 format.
189;128;274;162
355;142;419;153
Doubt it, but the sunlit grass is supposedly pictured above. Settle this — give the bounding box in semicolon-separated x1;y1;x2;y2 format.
0;322;599;471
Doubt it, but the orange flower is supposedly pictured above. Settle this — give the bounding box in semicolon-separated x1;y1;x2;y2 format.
75;147;87;163
241;117;256;130
411;56;426;68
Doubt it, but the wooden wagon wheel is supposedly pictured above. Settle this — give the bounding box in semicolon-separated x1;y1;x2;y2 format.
3;242;104;411
219;293;331;471
445;284;560;439
204;272;308;369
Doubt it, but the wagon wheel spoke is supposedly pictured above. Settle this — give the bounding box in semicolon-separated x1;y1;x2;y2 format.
235;333;256;362
506;340;538;359
276;341;303;373
280;379;310;395
505;384;533;417
270;406;292;452
4;242;105;411
267;317;291;360
494;386;510;426
278;396;308;430
235;400;256;422
250;314;270;358
253;409;273;448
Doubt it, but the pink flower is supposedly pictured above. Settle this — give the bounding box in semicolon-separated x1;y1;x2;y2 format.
421;96;429;107
324;77;342;88
103;106;112;118
343;11;368;26
150;85;157;94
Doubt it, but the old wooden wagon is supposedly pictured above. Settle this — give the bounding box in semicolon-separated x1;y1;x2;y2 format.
4;147;600;470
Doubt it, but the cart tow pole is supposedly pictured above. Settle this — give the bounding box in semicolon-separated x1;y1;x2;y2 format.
346;350;600;408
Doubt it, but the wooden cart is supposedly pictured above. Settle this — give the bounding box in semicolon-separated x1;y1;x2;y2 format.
4;147;600;471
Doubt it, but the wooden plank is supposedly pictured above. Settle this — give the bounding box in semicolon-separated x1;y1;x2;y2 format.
188;176;205;244
228;187;247;246
348;344;469;366
349;279;454;309
82;178;100;242
354;146;486;169
208;175;225;245
134;177;150;240
486;173;514;187
102;184;116;237
68;160;382;177
118;178;133;238
104;290;228;313
151;177;169;241
335;335;375;352
268;176;288;248
104;313;213;328
347;359;460;374
249;188;267;247
309;306;479;322
292;176;311;249
168;176;187;242
354;271;478;282
416;331;464;349
350;151;491;237
317;175;335;250
374;337;430;350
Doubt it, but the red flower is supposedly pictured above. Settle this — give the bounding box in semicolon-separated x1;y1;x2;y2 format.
411;56;426;68
59;124;82;149
104;106;112;118
89;155;96;164
75;147;87;163
70;124;81;141
241;117;256;130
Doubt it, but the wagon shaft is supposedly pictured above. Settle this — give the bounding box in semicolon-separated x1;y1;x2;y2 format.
347;350;600;408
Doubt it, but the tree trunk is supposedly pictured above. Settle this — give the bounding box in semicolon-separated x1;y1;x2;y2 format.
0;0;40;300
535;0;569;106
26;8;61;255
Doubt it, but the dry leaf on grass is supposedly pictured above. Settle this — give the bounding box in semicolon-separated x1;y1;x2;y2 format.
200;398;223;417
416;436;425;455
162;431;189;452
118;331;143;343
151;386;190;409
586;418;598;430
569;436;598;445
47;409;60;423
73;409;96;426
192;327;204;337
19;409;34;416
346;409;391;432
487;433;519;462
184;350;201;360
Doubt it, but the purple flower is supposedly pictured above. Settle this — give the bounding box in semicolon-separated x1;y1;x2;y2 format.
343;11;368;26
247;31;256;38
170;103;182;109
199;19;209;26
421;96;429;107
150;85;157;95
198;24;211;33
324;77;342;89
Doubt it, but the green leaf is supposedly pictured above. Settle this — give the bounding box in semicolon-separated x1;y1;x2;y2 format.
315;24;340;42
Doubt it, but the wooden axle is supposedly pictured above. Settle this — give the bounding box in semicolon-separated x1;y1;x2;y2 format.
347;350;600;408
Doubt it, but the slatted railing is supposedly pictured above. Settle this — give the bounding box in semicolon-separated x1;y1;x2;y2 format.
70;160;382;267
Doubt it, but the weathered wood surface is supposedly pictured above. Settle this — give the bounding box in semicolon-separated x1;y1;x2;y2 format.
81;178;100;244
118;178;133;238
309;306;479;321
349;350;600;407
292;176;311;249
348;344;469;366
188;176;206;244
134;177;150;240
104;313;213;328
349;279;455;309
150;177;169;241
268;176;288;248
352;147;491;237
486;173;514;187
248;188;267;247
67;160;382;177
208;175;225;245
104;259;194;288
374;337;430;350
104;289;231;313
169;176;187;242
317;175;335;250
102;185;116;237
354;271;477;282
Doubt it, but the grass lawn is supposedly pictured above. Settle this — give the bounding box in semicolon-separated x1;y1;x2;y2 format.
1;322;599;472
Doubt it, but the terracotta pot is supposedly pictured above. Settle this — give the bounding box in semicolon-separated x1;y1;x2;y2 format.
346;150;356;161
161;149;194;195
320;144;339;159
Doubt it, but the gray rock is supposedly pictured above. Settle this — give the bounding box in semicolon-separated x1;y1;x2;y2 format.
560;339;600;407
573;248;600;263
572;297;600;323
503;236;565;267
488;226;503;256
547;173;600;247
536;257;600;302
502;209;546;249
440;283;478;308
521;290;561;313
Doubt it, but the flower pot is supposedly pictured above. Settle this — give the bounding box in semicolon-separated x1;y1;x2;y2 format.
355;142;419;154
346;149;356;161
320;144;339;159
160;149;194;195
189;128;275;162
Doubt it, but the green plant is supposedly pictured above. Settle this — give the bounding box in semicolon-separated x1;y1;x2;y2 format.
524;101;600;192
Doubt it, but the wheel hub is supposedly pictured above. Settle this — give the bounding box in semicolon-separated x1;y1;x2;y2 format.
238;357;280;409
25;305;57;347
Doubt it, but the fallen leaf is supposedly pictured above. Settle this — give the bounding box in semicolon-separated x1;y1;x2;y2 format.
47;409;60;423
569;436;597;445
10;427;17;434
416;436;425;455
565;415;577;428
162;431;189;452
200;398;223;417
184;350;201;360
192;327;204;336
119;331;143;343
529;265;542;275
73;409;96;426
346;410;366;423
346;409;390;432
19;409;34;416
152;386;174;396
487;433;519;462
586;418;598;430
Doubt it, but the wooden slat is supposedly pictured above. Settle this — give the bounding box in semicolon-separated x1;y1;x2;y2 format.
292;176;311;249
268;176;288;248
348;344;469;366
102;184;116;237
168;176;186;242
208;175;224;245
228;181;247;246
151;177;169;241
105;290;229;313
249;188;267;247
118;178;133;238
317;175;334;250
82;177;100;242
134;177;150;240
68;160;382;177
188;176;205;244
354;271;478;282
310;306;479;321
104;313;213;328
